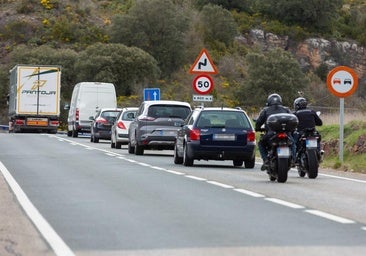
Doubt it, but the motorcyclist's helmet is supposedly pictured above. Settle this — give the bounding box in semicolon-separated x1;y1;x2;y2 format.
294;97;307;111
267;93;282;106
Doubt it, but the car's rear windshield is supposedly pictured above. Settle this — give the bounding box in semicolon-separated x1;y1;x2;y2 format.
101;110;120;120
122;111;137;121
197;111;251;129
147;105;191;119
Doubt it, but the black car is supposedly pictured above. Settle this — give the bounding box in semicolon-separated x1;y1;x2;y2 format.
128;100;192;155
174;107;256;167
90;108;122;143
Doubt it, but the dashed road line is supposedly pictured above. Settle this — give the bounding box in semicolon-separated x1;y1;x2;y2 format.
265;198;305;209
51;135;364;228
305;210;355;224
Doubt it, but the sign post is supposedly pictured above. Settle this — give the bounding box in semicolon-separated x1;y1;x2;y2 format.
326;66;358;163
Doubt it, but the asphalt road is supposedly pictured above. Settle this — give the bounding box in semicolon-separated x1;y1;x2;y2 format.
1;133;366;256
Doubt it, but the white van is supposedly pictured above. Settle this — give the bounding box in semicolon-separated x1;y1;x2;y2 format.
66;82;117;137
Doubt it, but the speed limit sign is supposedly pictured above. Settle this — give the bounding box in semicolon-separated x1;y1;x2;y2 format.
192;74;214;95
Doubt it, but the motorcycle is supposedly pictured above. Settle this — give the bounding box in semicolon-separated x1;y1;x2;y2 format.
262;113;298;183
295;127;323;179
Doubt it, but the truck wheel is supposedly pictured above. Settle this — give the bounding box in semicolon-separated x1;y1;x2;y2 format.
67;130;72;137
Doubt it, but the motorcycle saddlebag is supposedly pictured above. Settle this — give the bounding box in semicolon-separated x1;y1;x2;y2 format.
266;113;298;132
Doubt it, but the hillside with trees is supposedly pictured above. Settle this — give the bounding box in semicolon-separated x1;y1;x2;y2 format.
1;0;366;125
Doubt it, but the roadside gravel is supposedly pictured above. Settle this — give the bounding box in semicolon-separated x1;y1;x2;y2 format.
0;174;55;256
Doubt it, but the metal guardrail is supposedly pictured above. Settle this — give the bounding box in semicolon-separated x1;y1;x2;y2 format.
0;125;9;131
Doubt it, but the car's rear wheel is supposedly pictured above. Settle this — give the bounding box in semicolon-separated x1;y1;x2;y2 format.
128;142;135;154
116;142;122;149
135;143;144;155
183;143;193;166
244;156;255;168
233;160;243;167
174;144;183;164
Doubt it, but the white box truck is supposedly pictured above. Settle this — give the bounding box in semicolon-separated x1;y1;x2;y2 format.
8;65;61;133
66;82;117;137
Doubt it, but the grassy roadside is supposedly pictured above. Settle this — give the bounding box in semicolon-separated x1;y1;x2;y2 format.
318;120;366;174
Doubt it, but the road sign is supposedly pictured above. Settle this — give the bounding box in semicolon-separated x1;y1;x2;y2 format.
192;74;214;95
193;95;213;102
144;88;160;101
189;48;218;74
326;66;358;98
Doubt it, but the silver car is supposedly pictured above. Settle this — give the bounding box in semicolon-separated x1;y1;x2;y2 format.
128;100;192;155
111;107;138;149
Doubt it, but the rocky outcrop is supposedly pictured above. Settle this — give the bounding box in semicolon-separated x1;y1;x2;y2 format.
244;29;366;80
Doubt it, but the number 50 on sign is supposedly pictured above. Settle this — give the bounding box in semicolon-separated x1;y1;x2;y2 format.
192;74;214;95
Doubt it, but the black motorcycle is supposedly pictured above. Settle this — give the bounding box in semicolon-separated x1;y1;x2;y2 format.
263;113;298;183
295;127;323;179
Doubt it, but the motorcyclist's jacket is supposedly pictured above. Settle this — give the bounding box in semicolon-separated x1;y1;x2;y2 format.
294;108;322;131
255;105;291;132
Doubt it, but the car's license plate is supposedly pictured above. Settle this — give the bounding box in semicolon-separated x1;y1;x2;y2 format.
160;130;176;136
277;146;290;158
213;134;235;141
306;138;317;148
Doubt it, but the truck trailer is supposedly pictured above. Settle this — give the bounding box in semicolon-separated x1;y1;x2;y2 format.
8;65;61;133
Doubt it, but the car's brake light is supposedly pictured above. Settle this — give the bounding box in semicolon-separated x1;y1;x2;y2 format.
190;128;200;141
95;117;108;124
117;121;126;129
247;131;256;142
76;108;79;121
138;116;156;121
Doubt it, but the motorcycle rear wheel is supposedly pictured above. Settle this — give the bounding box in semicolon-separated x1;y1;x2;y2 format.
306;149;318;179
277;158;289;183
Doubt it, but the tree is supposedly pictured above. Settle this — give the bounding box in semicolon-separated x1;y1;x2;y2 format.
75;43;161;96
239;48;308;108
259;0;343;32
194;0;252;12
108;0;189;77
200;4;238;47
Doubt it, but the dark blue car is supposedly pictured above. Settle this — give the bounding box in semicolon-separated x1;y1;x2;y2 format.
174;107;256;167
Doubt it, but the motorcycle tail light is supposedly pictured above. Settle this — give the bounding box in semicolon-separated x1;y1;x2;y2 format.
277;132;288;139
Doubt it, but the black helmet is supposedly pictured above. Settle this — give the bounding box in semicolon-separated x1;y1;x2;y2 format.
294;97;307;111
267;93;282;106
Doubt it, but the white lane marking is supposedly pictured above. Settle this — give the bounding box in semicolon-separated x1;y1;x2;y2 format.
234;188;265;198
138;162;151;167
318;173;366;184
265;198;305;209
305;210;355;224
0;161;75;256
186;175;207;181
54;136;362;226
206;181;234;189
106;153;117;157
163;169;185;175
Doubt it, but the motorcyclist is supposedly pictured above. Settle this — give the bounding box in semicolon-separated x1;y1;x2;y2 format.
293;97;323;161
255;93;292;171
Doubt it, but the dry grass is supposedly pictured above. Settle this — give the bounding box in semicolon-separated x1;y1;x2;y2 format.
320;111;365;125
